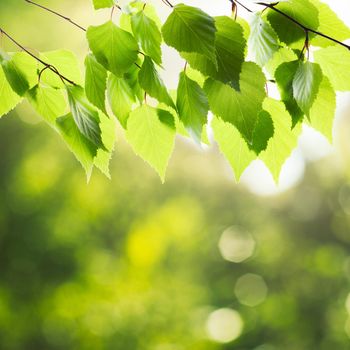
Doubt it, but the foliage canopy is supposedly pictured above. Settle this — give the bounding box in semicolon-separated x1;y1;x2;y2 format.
1;0;350;182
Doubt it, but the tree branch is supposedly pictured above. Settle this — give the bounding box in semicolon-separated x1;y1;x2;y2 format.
0;28;77;85
231;0;350;51
24;0;86;32
160;0;174;8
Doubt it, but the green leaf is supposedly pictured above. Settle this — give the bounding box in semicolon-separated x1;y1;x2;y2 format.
182;16;246;86
92;0;114;10
265;47;297;77
292;61;322;116
162;4;217;65
139;56;174;108
176;71;208;143
131;10;162;65
66;85;105;149
308;75;336;143
85;54;108;114
11;52;38;89
260;98;301;182
124;59;144;103
309;0;350;47
204;62;266;143
27;84;67;123
0;52;30;96
248;13;280;67
40;50;83;88
274;60;303;126
56;113;97;177
107;73;136;128
314;46;350;91
87;21;139;77
126;104;175;181
267;0;319;46
212;116;255;181
251;110;274;154
94;112;116;178
0;66;22;118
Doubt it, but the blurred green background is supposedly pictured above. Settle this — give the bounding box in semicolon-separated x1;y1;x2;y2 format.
2;1;350;349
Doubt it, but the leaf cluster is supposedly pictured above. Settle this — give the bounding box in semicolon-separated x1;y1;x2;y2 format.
1;0;350;182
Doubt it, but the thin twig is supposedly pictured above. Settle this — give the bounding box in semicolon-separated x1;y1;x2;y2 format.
258;2;350;50
24;0;86;32
0;28;76;85
230;0;252;13
231;0;350;50
161;0;173;8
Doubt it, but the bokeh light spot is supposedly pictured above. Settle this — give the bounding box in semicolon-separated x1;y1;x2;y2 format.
218;226;255;263
206;308;244;343
234;274;268;307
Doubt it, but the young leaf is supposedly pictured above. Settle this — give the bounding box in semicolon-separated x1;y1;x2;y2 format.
0;52;30;96
56;113;97;177
204;62;266;143
292;61;322;116
274;60;303;126
92;0;114;10
0;66;22;118
124;60;144;103
212;116;256;181
27;84;67;123
138;56;174;108
85;54;108;114
248;13;280;67
251;110;274;154
87;21;139;77
162;4;217;65
131;10;162;65
309;0;350;47
56;113;97;178
40;50;83;88
308;75;336;143
11;52;38;89
107;73;136;128
265;47;297;77
66;85;105;149
176;71;208;143
267;0;319;46
126;104;175;181
260;98;302;183
94;112;116;178
182;16;246;86
314;46;350;91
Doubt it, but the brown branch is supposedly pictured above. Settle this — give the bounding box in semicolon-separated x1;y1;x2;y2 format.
24;0;86;32
257;2;350;50
0;28;77;85
231;0;350;50
160;0;174;8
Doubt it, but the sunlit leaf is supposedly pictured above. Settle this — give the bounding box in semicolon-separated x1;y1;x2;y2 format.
176;71;208;143
27;84;67;123
85;54;108;114
131;10;162;65
87;21;139;77
162;4;217;65
204;62;266;143
66;85;105;149
126;104;175;181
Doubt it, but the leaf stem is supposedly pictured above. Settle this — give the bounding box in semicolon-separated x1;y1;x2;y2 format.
24;0;86;32
0;28;77;85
